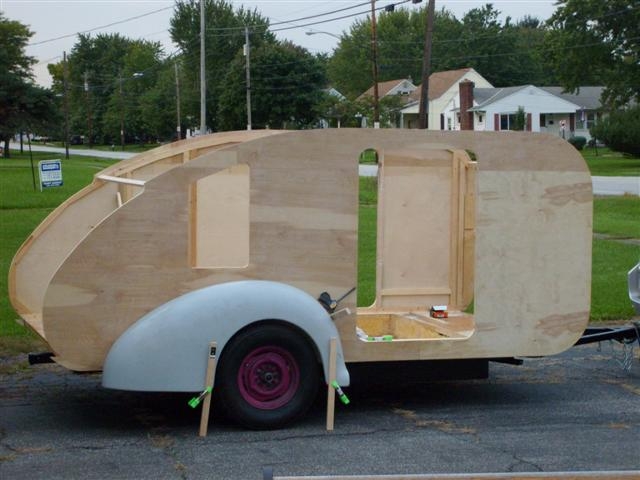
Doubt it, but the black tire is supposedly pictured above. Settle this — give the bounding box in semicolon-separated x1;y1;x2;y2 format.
218;323;320;429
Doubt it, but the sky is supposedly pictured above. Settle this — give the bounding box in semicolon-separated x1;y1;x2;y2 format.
1;0;558;87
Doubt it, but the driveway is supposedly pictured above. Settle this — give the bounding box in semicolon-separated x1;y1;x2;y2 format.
1;343;639;479
9;143;136;160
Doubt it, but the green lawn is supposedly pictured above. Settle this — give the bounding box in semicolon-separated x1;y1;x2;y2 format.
593;196;640;238
591;239;639;321
0;152;117;339
582;147;640;177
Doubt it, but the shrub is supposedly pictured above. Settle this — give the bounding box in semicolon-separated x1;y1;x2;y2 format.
590;106;640;156
568;135;587;150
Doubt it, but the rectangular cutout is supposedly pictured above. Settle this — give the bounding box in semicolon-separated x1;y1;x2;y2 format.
190;164;250;268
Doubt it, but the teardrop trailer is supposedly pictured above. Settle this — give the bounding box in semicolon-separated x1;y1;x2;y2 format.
9;129;638;429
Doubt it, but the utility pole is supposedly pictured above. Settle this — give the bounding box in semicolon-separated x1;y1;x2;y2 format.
119;72;125;151
200;0;206;135
244;26;252;131
418;0;435;129
370;0;380;128
175;62;181;141
62;51;70;159
84;71;93;148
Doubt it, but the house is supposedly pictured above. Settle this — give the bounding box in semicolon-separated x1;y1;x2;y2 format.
398;68;493;129
357;78;417;101
319;87;348;128
462;84;605;140
539;87;604;139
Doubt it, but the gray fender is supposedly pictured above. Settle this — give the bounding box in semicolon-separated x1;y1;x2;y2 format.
102;280;350;391
630;262;640;314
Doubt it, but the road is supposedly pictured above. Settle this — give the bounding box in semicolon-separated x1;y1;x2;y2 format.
13;143;639;196
1;342;639;479
10;142;135;160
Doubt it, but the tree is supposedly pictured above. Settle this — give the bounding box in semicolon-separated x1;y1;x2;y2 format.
328;4;552;99
217;42;327;130
0;13;56;156
328;7;443;98
48;33;166;144
590;106;640;156
170;0;275;131
512;106;526;131
139;60;184;141
545;0;640;107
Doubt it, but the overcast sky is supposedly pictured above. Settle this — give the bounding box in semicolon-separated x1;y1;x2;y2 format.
1;0;558;87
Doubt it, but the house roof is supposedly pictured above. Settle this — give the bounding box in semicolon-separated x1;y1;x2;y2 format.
541;87;604;110
470;86;530;110
358;78;416;101
407;68;475;103
358;68;479;104
469;85;605;112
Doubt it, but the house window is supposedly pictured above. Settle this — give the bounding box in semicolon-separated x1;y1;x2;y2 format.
478;114;483;123
500;113;516;131
189;164;250;268
540;113;546;127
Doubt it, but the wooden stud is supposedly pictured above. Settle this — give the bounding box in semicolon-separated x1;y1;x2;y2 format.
198;341;217;437
326;337;338;431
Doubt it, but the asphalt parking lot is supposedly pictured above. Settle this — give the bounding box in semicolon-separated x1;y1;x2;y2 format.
1;341;639;480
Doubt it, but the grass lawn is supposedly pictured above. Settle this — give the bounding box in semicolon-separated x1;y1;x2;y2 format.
0;151;117;341
591;239;639;321
1;153;638;351
582;147;640;176
593;196;640;238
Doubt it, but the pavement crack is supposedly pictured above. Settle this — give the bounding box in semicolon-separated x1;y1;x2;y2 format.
507;452;543;472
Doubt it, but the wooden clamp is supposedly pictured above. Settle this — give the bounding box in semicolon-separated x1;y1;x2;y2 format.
326;337;338;431
198;341;217;437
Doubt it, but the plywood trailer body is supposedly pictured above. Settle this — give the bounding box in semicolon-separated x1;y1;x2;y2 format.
9;129;592;428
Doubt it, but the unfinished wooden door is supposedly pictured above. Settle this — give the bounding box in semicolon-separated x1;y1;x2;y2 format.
374;148;475;311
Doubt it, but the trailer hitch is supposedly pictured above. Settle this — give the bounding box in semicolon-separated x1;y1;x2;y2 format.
574;322;640;347
574;322;640;373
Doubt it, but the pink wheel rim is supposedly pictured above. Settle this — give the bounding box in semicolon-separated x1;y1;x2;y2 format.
237;346;300;409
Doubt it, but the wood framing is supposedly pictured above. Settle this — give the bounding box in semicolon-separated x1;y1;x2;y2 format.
9;129;592;372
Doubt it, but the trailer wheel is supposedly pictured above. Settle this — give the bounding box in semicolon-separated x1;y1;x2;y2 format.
218;324;320;429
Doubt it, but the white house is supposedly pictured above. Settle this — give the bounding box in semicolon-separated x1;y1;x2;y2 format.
466;85;604;140
399;68;493;130
357;78;418;101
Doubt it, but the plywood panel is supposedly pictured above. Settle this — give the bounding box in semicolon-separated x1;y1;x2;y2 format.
372;148;474;313
191;164;249;268
9;130;286;339
9;182;119;333
9;129;592;370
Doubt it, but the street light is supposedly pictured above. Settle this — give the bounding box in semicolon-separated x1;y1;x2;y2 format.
305;30;341;40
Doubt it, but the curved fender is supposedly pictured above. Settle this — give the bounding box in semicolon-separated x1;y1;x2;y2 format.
102;280;350;391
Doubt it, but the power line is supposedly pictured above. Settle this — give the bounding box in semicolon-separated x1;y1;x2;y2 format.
28;6;174;46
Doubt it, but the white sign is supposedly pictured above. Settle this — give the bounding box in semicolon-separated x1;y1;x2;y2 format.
38;159;63;190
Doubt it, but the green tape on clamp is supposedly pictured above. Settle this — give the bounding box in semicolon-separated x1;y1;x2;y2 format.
367;335;393;342
187;386;213;408
331;380;350;405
